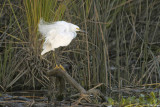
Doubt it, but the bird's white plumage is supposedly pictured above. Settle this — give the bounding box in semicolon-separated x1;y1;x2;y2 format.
38;19;80;55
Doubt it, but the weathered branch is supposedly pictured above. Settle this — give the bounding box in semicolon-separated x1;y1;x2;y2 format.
46;67;105;104
46;68;86;94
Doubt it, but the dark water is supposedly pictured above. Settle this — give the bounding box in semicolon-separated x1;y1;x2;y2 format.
0;90;77;107
0;90;50;107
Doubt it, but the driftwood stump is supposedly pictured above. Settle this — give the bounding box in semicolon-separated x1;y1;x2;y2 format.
46;65;105;105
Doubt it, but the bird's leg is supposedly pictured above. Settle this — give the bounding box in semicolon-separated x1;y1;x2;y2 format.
53;52;58;66
59;64;65;71
53;52;60;70
52;52;65;71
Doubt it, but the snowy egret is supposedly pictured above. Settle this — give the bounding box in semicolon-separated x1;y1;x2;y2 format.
38;19;83;55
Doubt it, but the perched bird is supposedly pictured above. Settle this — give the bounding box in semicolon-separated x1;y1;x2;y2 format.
38;19;82;55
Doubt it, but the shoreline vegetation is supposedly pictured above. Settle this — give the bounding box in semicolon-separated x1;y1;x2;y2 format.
0;0;160;106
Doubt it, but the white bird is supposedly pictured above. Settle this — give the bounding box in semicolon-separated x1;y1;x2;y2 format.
38;19;82;55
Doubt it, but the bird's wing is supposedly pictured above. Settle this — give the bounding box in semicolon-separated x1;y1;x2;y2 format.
52;32;75;49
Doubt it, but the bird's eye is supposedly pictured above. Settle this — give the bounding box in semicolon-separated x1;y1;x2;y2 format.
76;28;80;30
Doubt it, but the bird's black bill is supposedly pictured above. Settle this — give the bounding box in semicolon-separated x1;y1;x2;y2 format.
79;29;86;33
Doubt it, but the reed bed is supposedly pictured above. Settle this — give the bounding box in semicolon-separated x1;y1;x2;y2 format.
0;0;160;93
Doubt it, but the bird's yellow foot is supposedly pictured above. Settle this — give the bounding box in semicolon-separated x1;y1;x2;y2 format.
54;64;59;69
59;64;65;71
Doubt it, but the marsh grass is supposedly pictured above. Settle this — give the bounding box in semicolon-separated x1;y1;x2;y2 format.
0;0;160;93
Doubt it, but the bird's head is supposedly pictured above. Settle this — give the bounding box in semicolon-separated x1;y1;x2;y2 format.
70;24;80;32
70;23;85;32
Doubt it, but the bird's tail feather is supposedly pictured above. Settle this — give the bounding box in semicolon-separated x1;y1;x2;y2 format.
38;18;49;36
38;18;56;37
41;42;55;55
